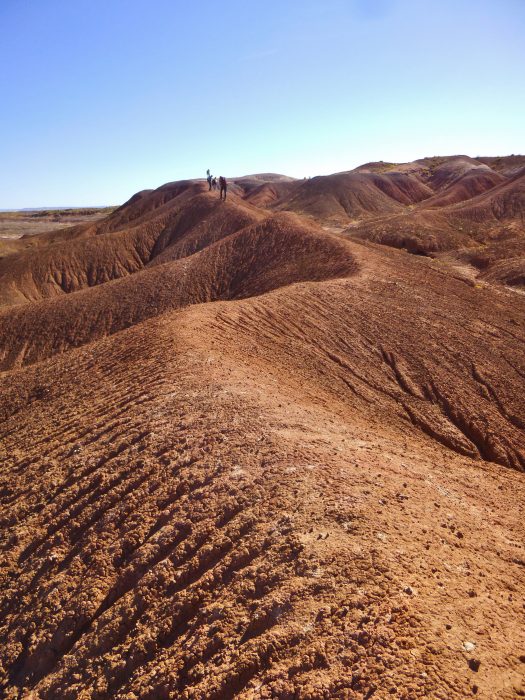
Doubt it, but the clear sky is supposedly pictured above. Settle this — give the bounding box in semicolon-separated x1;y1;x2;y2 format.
1;0;524;207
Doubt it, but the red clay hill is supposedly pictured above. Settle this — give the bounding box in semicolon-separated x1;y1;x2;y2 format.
0;160;524;699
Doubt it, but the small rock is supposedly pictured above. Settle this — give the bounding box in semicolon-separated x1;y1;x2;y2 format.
403;586;413;596
463;641;476;652
468;658;481;672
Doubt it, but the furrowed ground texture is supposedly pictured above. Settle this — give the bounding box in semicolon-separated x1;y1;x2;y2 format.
1;159;524;699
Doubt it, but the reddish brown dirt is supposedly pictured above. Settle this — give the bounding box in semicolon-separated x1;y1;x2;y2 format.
344;159;525;279
275;172;432;224
231;157;524;283
1;166;524;699
0;209;115;261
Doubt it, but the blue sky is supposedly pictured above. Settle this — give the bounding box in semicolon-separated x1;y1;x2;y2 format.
1;0;523;207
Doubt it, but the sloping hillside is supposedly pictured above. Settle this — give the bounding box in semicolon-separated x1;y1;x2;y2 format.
1;165;524;699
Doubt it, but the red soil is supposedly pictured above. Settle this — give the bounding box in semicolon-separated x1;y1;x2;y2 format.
275;172;431;223
0;164;524;699
336;158;525;279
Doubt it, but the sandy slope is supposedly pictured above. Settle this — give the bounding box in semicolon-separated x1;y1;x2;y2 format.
0;165;524;699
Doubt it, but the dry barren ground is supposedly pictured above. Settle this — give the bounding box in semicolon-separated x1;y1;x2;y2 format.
0;162;524;699
0;209;115;259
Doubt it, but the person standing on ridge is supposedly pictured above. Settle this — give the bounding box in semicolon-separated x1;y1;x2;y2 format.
206;169;212;191
212;176;217;190
219;175;227;200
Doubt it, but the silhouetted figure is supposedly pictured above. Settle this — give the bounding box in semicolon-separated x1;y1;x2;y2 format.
206;169;212;191
212;177;217;190
219;176;227;200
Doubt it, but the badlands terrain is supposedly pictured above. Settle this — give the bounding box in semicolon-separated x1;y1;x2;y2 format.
0;155;524;699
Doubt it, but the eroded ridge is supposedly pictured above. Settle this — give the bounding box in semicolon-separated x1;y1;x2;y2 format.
0;167;524;699
0;328;456;700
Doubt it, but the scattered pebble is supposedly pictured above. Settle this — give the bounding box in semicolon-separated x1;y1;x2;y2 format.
468;658;481;672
